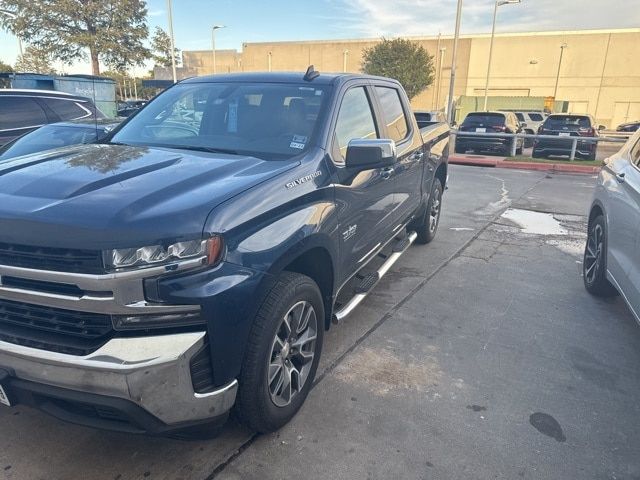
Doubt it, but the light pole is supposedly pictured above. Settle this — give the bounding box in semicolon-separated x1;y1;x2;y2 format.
0;9;24;57
343;50;349;73
166;0;177;83
447;0;463;125
482;0;521;111
553;43;567;99
435;47;446;110
211;25;225;74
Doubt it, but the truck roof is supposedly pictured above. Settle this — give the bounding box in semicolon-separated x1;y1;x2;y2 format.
181;71;400;86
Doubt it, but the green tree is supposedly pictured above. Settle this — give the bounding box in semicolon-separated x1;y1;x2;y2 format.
151;26;180;68
361;38;435;100
14;45;56;74
0;0;150;75
0;59;13;87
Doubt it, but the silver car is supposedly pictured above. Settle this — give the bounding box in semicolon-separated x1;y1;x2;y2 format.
584;129;640;321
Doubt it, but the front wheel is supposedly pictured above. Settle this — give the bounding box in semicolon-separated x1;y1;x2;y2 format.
583;215;617;296
236;272;324;433
415;177;443;244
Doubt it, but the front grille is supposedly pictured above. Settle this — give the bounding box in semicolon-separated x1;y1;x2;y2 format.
0;242;104;274
0;299;113;355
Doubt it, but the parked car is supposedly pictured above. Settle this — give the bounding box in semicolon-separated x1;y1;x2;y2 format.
0;70;450;436
533;114;603;160
616;120;640;133
455;111;524;156
583;129;640;322
500;110;548;148
0;119;121;161
0;89;105;146
415;110;447;129
117;99;147;118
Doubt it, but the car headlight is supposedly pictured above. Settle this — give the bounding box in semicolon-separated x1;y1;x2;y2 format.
104;236;224;271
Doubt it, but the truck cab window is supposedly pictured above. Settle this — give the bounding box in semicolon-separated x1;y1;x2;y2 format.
374;86;409;143
334;87;378;162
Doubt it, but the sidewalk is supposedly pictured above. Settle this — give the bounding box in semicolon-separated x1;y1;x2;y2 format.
449;154;601;175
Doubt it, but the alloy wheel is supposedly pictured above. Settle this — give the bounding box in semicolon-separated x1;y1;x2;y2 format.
267;300;318;407
584;223;604;284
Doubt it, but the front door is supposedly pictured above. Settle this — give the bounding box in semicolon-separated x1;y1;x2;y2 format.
331;85;398;285
621;138;640;318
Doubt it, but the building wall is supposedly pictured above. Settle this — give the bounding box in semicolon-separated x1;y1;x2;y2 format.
178;28;640;128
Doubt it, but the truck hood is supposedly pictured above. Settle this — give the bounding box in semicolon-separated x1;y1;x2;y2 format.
0;144;298;249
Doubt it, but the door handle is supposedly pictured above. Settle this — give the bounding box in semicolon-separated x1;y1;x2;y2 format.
616;172;626;183
380;167;394;179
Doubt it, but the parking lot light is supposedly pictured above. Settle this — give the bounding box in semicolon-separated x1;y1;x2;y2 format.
553;43;568;100
212;25;226;75
483;0;522;111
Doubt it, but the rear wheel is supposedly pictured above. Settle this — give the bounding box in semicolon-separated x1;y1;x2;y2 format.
415;178;443;244
236;272;324;433
583;215;617;296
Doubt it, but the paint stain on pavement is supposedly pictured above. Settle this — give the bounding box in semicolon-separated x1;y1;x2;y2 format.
335;347;441;396
466;405;487;412
529;412;566;442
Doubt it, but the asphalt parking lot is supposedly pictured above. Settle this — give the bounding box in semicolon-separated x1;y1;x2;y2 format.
2;165;640;480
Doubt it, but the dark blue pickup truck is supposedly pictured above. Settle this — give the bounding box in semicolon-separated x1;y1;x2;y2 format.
0;70;449;435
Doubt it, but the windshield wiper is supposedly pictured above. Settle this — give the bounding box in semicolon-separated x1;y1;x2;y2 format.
160;145;242;156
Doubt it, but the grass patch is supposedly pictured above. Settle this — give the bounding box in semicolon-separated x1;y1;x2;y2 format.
508;156;604;167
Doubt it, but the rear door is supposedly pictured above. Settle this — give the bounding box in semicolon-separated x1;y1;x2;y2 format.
0;96;49;145
331;84;398;280
373;84;426;224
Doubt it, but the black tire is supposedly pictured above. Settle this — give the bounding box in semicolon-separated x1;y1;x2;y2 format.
415;177;443;244
586;149;597;161
454;144;466;154
583;215;617;296
236;271;324;433
532;148;544;159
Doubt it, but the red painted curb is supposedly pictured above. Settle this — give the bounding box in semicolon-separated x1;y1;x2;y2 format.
449;155;600;175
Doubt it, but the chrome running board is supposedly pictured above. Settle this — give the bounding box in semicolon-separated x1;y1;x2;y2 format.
332;230;418;324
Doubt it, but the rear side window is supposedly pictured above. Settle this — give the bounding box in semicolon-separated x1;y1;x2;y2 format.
545;115;591;128
528;113;544;121
0;97;48;130
334;87;378;161
515;113;525;122
463;113;506;126
375;86;409;143
631;138;640;167
41;98;92;121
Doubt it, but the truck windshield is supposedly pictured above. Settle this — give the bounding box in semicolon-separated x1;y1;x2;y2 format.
110;82;331;160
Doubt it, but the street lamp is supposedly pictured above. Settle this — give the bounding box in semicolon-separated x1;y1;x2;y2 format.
435;47;446;110
166;0;177;83
447;0;463;125
211;25;225;75
0;9;24;57
482;0;522;111
553;43;568;99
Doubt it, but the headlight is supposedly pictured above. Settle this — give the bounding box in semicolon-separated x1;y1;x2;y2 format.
104;236;224;271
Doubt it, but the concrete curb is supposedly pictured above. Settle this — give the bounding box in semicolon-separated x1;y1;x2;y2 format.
449;155;601;175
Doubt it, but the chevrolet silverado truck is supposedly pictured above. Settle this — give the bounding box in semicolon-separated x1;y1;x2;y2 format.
0;69;449;435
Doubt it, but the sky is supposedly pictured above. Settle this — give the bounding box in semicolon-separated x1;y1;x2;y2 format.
1;0;639;74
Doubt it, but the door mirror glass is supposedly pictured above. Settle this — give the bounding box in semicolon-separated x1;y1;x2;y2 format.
345;139;396;169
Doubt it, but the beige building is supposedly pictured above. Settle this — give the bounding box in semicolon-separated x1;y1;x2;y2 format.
158;28;640;128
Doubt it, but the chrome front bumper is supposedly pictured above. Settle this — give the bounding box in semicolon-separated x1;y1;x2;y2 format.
0;331;238;425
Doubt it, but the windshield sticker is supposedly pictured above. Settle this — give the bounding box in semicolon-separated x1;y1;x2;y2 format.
290;135;307;150
228;99;238;133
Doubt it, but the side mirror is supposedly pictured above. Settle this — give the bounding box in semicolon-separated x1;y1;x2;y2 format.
598;125;606;131
345;139;396;170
